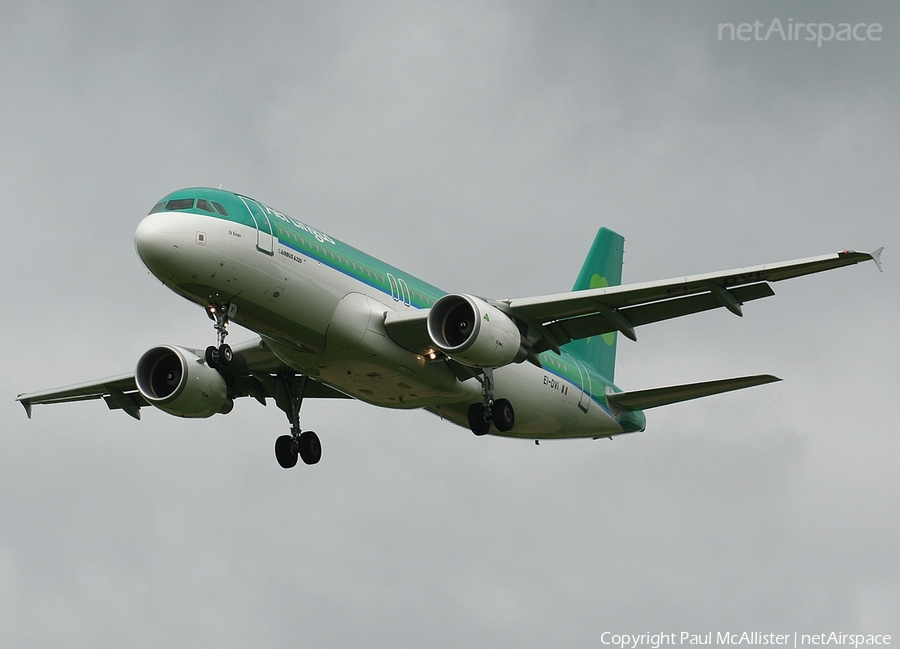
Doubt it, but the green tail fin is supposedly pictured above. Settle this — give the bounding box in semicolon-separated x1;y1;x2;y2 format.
562;227;624;382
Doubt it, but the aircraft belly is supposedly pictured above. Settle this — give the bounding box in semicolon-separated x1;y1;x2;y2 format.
266;329;480;408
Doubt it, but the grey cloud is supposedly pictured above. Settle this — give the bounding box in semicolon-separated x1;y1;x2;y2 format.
1;1;897;646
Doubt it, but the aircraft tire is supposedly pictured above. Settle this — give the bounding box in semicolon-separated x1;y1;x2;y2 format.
298;431;322;465
467;403;491;436
275;434;298;469
205;345;220;368
219;344;233;365
492;398;515;432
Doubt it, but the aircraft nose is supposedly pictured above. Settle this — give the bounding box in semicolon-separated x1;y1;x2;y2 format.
134;213;181;275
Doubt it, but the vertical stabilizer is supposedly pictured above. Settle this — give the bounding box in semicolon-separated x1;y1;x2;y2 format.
562;227;624;381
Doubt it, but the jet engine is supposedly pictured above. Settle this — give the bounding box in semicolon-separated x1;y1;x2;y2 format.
135;345;232;418
427;294;525;367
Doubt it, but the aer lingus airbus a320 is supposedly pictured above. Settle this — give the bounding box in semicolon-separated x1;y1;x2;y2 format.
17;188;883;467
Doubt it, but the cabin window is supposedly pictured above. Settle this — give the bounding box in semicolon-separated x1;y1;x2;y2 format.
212;201;228;216
196;199;215;213
166;198;194;211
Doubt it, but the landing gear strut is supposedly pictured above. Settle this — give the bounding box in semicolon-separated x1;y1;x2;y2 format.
273;373;321;468
205;303;236;368
467;368;515;436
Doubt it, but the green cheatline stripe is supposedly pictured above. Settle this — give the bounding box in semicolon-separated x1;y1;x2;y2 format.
276;234;441;309
156;187;447;309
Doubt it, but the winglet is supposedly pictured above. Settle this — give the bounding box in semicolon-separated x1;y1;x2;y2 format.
18;396;32;419
870;247;884;273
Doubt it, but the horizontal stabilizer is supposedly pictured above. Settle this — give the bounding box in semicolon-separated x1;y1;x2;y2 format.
606;374;781;412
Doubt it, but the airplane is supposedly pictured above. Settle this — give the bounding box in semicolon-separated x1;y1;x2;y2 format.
17;188;883;468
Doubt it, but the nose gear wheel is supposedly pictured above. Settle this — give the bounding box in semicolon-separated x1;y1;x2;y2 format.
205;303;236;369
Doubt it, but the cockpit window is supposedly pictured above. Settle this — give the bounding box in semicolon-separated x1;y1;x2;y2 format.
166;198;195;210
149;197;228;215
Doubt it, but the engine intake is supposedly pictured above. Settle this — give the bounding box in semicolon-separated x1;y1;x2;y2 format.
135;345;231;418
427;294;524;367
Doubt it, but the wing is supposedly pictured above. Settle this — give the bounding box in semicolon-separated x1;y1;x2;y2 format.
16;337;350;420
385;248;883;357
508;248;883;353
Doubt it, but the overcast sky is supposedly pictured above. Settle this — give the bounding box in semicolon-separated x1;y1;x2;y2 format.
2;1;898;647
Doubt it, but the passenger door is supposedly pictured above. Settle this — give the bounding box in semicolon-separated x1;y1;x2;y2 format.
238;195;275;255
572;358;592;413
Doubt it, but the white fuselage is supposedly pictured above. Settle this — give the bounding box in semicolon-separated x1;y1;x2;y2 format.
134;209;641;440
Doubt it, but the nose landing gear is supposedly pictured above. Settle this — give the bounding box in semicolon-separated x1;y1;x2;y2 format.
205;303;236;368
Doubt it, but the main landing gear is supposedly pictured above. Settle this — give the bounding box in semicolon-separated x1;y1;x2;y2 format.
467;368;515;436
199;303;321;468
273;374;322;468
205;303;236;369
